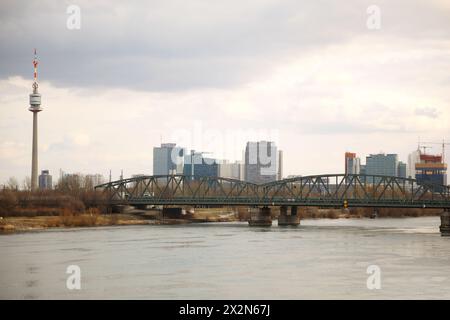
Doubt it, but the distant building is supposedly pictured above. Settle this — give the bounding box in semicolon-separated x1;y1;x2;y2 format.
360;165;366;175
277;150;283;180
183;152;219;180
153;143;184;176
366;153;398;175
397;161;407;178
415;153;447;190
345;152;361;175
218;160;242;180
365;153;398;183
407;149;421;179
244;141;277;184
38;170;52;190
85;174;104;187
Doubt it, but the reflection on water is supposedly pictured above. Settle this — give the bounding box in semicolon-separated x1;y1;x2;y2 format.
1;217;450;299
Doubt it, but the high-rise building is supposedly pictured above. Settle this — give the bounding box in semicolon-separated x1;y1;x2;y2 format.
218;160;243;180
365;153;398;183
153;143;184;175
397;161;407;178
415;153;447;190
277;150;283;180
360;165;366;175
407;149;421;179
345;152;361;175
38;170;52;190
244;141;277;184
183;152;219;180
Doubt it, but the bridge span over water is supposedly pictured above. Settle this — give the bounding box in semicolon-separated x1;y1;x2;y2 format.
95;174;450;234
96;174;450;208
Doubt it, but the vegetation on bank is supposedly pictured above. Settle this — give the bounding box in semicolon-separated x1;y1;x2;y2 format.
299;207;443;219
0;187;112;231
0;188;106;217
0;213;150;232
0;186;444;233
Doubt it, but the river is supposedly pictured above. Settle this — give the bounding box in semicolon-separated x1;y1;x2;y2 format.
1;217;449;299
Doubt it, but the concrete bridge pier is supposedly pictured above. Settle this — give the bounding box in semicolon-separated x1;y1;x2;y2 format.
162;207;185;219
134;204;149;210
440;209;450;236
248;206;272;227
111;204;133;213
278;205;300;226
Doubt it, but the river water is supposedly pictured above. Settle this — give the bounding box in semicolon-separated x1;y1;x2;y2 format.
1;217;449;299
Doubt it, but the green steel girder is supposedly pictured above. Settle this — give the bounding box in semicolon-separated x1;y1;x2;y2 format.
95;174;450;209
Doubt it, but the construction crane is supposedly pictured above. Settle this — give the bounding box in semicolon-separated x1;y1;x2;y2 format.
421;139;450;162
419;145;432;155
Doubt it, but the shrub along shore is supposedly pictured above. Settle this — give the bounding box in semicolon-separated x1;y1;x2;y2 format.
0;189;444;233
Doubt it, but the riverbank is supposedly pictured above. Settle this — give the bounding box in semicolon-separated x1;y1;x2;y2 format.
0;214;150;233
0;209;241;233
1;207;444;234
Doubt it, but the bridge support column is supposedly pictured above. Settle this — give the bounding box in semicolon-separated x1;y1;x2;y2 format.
111;205;132;213
134;204;149;210
248;207;272;227
278;205;300;226
440;209;450;236
162;207;185;219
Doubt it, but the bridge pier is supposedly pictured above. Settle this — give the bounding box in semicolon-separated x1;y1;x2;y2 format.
111;204;133;213
440;209;450;236
248;207;272;227
278;205;300;226
162;207;185;219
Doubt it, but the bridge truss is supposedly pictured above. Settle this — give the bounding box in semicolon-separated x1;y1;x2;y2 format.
95;174;450;208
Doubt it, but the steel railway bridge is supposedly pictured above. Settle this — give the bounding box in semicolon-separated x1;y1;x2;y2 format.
95;174;450;234
95;174;450;208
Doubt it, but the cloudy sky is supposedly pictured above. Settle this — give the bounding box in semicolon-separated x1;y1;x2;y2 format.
0;0;449;185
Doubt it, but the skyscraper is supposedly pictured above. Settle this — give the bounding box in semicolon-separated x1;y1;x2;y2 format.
183;152;218;180
345;152;361;175
277;150;283;180
218;160;243;180
365;153;398;183
397;161;407;178
153;143;184;175
244;141;277;184
407;149;421;179
415;153;447;190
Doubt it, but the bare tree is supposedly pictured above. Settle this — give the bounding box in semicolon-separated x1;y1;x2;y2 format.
22;176;31;191
57;174;84;193
84;175;94;190
6;177;19;190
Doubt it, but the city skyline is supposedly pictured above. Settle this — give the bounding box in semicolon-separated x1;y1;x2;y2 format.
8;139;447;189
0;1;449;184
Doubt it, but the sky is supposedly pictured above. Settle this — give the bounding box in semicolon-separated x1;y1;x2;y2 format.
0;0;449;185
